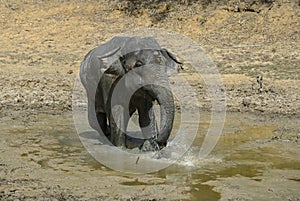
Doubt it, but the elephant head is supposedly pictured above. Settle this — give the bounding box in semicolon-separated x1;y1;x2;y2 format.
80;36;182;149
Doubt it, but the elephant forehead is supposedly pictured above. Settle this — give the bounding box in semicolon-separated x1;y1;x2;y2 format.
132;64;168;78
148;52;167;67
134;50;165;63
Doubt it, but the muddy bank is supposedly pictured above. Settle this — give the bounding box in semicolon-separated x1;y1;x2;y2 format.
1;70;299;123
0;0;299;117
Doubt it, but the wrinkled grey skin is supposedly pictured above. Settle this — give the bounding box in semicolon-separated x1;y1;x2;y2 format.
80;36;181;150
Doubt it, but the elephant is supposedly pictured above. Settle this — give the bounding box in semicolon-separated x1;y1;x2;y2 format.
80;36;182;151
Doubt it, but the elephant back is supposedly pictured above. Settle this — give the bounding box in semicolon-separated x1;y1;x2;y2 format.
120;37;162;56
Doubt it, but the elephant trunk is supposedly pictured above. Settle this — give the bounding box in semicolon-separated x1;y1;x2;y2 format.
135;63;175;147
154;86;175;146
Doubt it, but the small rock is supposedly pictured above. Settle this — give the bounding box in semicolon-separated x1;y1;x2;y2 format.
242;98;251;107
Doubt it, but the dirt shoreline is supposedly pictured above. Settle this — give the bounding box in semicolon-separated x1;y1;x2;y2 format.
0;70;299;120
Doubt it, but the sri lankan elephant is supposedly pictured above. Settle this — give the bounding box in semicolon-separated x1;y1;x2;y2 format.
80;36;181;150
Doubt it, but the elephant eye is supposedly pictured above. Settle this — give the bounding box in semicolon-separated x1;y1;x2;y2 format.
134;61;144;67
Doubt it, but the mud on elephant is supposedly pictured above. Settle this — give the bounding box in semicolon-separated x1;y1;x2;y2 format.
80;36;182;151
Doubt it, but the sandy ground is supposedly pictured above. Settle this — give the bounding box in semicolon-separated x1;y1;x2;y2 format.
0;0;299;200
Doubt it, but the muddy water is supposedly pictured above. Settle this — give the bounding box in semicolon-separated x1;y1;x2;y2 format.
1;111;299;200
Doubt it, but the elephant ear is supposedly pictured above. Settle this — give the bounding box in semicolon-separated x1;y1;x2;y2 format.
93;36;130;75
161;48;183;76
97;46;124;76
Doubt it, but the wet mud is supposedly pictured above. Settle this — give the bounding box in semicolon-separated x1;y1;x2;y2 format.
0;112;299;200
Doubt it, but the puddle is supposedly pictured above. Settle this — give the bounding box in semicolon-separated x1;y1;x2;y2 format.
1;111;299;200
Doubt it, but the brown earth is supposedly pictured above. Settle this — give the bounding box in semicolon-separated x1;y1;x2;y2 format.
0;0;299;118
0;0;299;200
